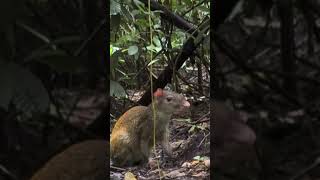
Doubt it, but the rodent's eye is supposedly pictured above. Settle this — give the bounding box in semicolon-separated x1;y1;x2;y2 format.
166;97;172;102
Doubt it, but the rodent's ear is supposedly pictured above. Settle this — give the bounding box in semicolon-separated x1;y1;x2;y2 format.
154;88;164;97
182;99;190;107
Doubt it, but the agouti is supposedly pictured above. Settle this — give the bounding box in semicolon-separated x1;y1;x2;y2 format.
212;102;259;176
110;88;190;167
30;140;107;180
213;101;256;146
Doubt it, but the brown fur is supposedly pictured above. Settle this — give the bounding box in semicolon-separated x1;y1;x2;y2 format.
30;140;107;180
110;89;190;167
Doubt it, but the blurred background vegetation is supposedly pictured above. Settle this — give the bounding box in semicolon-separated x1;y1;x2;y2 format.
0;0;107;179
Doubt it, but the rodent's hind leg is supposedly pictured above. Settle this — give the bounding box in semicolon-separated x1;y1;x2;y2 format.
111;132;134;167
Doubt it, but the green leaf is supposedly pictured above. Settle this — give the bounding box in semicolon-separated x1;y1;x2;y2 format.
193;156;201;161
197;6;210;13
131;10;140;16
110;45;113;55
146;44;161;53
147;59;160;66
16;21;57;50
152;37;161;47
188;125;196;133
110;45;121;56
193;155;208;161
0;62;50;116
110;0;121;15
128;45;139;55
110;80;127;98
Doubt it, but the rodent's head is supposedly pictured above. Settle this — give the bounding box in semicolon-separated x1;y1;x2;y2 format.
153;88;190;114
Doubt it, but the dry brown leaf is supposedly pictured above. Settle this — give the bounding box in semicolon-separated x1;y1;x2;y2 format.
191;160;200;166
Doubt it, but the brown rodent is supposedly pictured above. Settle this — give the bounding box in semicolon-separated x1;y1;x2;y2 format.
213;101;256;146
212;102;259;176
110;88;190;167
30;140;107;180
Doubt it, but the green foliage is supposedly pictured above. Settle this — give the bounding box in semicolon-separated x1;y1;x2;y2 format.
110;0;210;91
146;37;162;53
174;118;208;133
188;124;207;133
193;155;209;161
110;0;121;15
25;49;87;73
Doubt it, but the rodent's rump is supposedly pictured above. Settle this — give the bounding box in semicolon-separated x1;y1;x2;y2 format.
30;140;107;180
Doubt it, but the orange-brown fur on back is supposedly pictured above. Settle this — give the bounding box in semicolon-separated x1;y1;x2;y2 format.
30;140;107;180
111;106;148;133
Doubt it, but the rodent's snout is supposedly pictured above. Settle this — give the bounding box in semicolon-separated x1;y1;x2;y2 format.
176;99;190;113
183;99;190;107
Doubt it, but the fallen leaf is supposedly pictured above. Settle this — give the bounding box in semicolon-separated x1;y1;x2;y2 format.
181;162;192;168
124;172;136;180
192;171;208;177
287;109;304;117
204;159;210;167
191;160;200;166
165;169;186;178
110;172;122;180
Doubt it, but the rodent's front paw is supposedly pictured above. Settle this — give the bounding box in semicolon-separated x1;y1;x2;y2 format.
148;158;158;169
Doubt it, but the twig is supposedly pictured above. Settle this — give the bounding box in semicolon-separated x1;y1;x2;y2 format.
289;157;320;180
197;132;210;148
110;165;126;171
0;164;18;180
193;112;210;124
74;18;106;56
